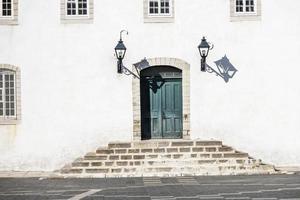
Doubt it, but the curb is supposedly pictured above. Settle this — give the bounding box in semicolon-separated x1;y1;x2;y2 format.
0;171;63;178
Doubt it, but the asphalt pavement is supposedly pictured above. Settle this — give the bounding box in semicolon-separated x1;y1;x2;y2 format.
0;174;300;200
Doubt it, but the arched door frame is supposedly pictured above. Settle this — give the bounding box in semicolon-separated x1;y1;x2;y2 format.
132;57;190;141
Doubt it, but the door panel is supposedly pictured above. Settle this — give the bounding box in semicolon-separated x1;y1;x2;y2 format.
141;76;182;139
150;83;162;138
161;80;182;138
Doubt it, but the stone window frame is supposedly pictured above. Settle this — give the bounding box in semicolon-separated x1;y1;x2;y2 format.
132;58;190;141
60;0;94;24
0;64;21;125
143;0;175;23
0;0;18;25
230;0;261;22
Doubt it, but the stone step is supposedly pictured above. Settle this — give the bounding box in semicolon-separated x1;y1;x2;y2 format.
71;159;253;169
60;139;276;177
70;158;259;170
108;142;132;149
107;140;223;150
63;163;275;176
84;152;248;161
95;146;235;156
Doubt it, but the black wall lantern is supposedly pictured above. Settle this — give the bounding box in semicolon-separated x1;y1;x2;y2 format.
198;36;214;72
115;30;128;73
114;30;141;79
197;37;237;82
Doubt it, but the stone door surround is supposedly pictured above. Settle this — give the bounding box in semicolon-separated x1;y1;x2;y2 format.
132;57;190;141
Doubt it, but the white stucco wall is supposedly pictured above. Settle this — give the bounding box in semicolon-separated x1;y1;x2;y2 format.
0;0;300;171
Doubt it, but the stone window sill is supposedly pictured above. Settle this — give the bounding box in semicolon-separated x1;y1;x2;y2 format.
144;16;174;23
0;119;20;125
0;18;18;25
230;14;261;22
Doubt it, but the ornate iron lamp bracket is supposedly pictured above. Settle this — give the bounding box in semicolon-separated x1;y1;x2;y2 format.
206;64;221;77
121;64;140;79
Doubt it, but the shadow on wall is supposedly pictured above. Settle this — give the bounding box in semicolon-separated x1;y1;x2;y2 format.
206;55;238;83
134;56;238;83
146;75;165;93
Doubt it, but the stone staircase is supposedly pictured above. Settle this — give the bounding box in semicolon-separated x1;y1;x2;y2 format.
60;140;277;177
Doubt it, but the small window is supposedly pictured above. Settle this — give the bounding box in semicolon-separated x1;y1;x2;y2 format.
230;0;261;21
0;64;21;124
0;0;18;25
235;0;255;13
144;0;174;23
66;0;88;16
0;0;12;17
61;0;93;23
149;0;170;15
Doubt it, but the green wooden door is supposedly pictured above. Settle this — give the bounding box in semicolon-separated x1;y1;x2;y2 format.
149;79;162;138
141;77;182;139
161;79;182;138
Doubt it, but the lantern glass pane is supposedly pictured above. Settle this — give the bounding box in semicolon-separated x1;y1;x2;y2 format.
115;49;125;59
199;47;208;57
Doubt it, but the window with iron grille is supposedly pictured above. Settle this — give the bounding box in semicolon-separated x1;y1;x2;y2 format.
0;70;16;118
66;0;88;16
0;0;13;17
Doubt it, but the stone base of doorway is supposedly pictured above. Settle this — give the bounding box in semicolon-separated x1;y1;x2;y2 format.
60;139;279;177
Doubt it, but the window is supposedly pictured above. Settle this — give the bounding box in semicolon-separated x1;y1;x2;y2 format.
0;71;15;117
0;0;12;17
0;0;17;25
230;0;261;21
0;64;20;124
149;0;170;15
144;0;174;23
66;0;88;16
235;0;255;13
61;0;93;23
